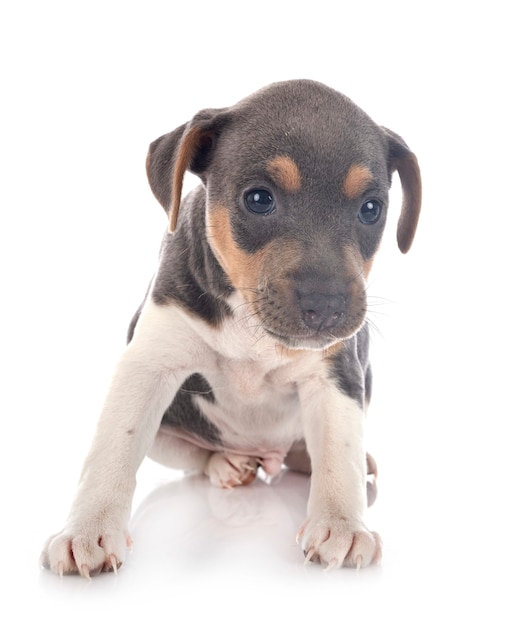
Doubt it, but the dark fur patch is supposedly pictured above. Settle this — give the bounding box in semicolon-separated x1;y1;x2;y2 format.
149;188;234;326
161;373;222;445
327;325;370;406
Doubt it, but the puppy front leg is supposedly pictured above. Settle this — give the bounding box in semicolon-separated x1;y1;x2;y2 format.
41;346;186;578
297;380;382;569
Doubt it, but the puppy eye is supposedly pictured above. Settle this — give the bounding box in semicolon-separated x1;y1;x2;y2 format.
244;188;276;215
358;199;382;225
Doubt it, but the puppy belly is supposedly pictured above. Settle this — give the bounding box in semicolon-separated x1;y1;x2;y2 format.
157;425;289;476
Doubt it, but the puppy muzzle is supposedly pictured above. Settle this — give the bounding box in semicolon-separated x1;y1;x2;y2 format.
254;279;366;350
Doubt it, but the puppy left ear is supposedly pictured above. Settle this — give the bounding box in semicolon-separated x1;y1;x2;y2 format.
383;128;422;253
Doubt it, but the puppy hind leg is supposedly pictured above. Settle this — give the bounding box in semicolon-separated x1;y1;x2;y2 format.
205;453;259;489
148;429;259;488
284;441;378;507
284;439;312;474
148;427;212;473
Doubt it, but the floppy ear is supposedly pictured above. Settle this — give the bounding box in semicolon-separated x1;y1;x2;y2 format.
146;108;228;233
383;128;422;253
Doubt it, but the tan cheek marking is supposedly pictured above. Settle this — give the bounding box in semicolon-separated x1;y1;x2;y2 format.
343;164;373;199
342;244;371;308
207;205;302;303
206;206;266;291
267;155;302;193
362;257;374;278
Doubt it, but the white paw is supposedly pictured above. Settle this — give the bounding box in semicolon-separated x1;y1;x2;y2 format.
205;452;259;488
41;520;132;578
296;516;382;569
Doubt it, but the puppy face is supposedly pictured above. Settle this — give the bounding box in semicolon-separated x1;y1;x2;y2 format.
147;80;421;349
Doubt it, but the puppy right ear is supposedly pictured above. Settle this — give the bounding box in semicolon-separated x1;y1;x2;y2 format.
146;108;228;233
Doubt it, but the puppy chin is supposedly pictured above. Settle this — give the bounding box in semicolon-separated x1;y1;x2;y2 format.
266;321;365;351
267;329;342;352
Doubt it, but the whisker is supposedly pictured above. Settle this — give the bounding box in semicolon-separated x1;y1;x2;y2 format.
364;317;383;339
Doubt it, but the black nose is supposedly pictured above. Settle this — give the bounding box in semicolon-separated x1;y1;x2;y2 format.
298;291;347;331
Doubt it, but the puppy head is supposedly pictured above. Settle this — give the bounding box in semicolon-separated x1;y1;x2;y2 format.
146;80;422;349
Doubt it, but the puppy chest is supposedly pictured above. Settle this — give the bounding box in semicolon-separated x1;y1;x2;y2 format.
163;358;304;453
199;362;302;436
212;358;293;401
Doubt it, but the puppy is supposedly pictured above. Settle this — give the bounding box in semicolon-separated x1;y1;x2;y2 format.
41;79;421;577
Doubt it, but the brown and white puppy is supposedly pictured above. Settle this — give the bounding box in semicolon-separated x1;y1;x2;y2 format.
41;79;421;577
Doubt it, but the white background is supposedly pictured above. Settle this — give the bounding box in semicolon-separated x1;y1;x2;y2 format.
1;1;507;623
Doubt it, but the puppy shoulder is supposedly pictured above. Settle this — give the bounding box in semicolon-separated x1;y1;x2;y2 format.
325;327;370;406
150;188;233;326
125;297;213;369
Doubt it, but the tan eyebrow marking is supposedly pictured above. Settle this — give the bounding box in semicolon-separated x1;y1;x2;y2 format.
267;155;302;193
343;164;373;199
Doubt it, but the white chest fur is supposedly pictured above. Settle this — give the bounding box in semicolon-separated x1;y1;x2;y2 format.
188;297;322;450
131;293;331;458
